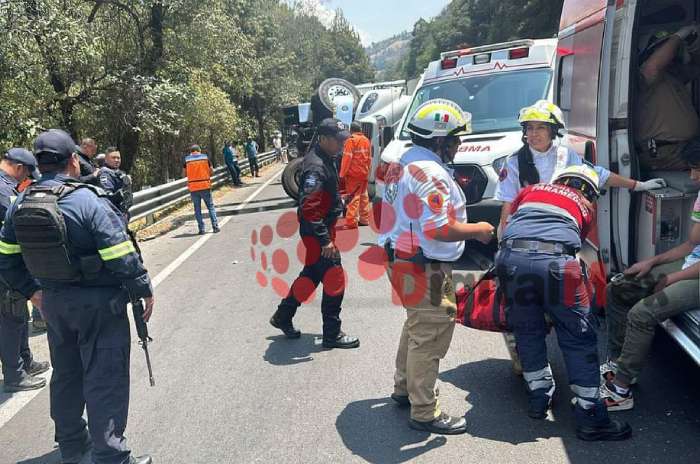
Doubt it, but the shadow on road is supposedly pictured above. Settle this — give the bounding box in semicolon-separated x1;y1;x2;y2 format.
440;358;562;445
16;448;62;463
336;397;446;464
263;334;325;365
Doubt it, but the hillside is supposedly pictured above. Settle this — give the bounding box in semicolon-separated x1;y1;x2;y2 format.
366;31;412;80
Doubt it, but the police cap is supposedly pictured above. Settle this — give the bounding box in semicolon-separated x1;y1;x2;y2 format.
317;118;351;142
33;129;79;164
5;148;41;179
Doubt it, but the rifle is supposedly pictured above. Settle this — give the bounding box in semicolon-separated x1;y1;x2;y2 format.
132;298;155;387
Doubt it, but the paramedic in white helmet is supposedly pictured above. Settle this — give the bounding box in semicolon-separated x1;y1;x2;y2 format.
378;99;494;435
494;100;666;238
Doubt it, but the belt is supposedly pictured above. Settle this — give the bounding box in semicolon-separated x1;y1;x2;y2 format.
500;239;577;257
383;243;449;265
638;138;681;158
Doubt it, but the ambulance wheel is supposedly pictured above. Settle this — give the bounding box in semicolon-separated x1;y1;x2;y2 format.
281;157;303;201
316;78;361;113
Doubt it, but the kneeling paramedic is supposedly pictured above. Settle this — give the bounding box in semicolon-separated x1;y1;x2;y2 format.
497;165;632;441
0;129;154;464
378;99;494;435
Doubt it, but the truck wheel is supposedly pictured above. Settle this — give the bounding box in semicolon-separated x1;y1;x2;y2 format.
281;157;303;201
316;78;361;113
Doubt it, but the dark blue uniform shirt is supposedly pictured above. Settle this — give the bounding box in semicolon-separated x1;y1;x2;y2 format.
0;173;152;298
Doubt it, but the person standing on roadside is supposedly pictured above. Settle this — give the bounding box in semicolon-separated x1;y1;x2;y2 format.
269;118;360;350
339;122;372;229
183;144;220;235
245;137;260;177
0;148;50;393
378;99;494;435
223;141;242;186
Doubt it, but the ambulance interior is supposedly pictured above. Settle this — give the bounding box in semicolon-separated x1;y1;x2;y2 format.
629;0;700;358
630;1;700;263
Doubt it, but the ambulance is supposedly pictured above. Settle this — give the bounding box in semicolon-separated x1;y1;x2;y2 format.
556;0;700;365
375;38;558;223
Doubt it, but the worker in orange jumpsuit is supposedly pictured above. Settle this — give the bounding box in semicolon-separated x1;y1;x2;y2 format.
339;122;372;229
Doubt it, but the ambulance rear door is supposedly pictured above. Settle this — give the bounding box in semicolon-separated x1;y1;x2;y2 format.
556;0;619;277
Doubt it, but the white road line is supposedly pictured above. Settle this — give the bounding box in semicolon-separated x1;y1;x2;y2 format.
151;166;284;288
0;166;285;431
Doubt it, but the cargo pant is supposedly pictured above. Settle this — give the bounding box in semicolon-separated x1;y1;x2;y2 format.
606;259;699;384
496;249;608;424
388;259;456;422
344;177;370;228
44;286;132;464
0;295;32;384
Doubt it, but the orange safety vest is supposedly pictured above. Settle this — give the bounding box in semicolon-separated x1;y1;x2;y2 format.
340;133;372;179
185;152;212;192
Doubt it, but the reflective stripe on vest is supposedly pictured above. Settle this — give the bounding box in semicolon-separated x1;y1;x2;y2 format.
0;240;21;254
185;153;212;192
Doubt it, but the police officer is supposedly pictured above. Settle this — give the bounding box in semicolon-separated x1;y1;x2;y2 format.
100;147;133;222
270;118;360;349
0;129;153;464
497;165;631;441
0;148;50;392
378;99;494;434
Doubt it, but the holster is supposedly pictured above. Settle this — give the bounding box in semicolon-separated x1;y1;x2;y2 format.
0;287;29;322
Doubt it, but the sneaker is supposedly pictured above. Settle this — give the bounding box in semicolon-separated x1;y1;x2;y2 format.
600;382;634;411
322;332;360;349
409;412;468;435
198;230;205;235
600;360;637;385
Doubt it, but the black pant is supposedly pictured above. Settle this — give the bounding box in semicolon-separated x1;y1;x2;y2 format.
248;156;259;176
0;301;32;383
275;246;344;339
226;163;241;185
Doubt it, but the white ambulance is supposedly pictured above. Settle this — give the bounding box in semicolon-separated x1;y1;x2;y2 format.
376;38;558;223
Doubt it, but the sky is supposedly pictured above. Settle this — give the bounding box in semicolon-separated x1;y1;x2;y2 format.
296;0;451;46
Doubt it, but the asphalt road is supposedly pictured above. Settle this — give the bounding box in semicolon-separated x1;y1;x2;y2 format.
1;163;699;464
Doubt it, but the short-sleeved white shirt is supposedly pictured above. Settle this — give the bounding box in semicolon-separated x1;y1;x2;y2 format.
683;191;700;269
377;145;467;262
494;143;611;203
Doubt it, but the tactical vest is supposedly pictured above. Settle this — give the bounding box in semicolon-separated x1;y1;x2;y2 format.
13;182;105;282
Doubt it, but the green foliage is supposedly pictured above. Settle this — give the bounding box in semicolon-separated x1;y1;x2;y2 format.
395;0;565;79
0;0;373;187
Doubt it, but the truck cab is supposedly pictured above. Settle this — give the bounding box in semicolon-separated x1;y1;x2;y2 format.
557;0;700;365
376;39;557;224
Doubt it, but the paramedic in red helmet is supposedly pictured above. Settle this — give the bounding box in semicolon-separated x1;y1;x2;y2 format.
494;100;665;238
496;165;632;441
378;99;494;435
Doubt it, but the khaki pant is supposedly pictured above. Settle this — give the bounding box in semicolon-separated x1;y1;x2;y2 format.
388;259;456;422
606;260;699;383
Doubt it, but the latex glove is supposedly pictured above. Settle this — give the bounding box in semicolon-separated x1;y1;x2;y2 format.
675;24;698;40
633;178;666;192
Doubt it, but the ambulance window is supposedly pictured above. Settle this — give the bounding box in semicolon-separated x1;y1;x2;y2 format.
558;55;574;112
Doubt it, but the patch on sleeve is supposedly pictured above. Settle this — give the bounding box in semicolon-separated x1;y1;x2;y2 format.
303;174;319;193
427;191;444;213
498;168;508;182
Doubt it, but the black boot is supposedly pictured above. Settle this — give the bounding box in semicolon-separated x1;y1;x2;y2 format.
24;360;50;377
574;403;632;441
3;375;46;392
528;389;552;419
391;393;410;407
409;412;468;435
269;315;301;339
322;332;359;349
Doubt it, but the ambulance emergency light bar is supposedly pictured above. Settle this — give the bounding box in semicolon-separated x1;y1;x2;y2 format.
440;39;535;69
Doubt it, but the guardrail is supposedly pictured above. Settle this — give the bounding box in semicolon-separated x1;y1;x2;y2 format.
129;150;279;224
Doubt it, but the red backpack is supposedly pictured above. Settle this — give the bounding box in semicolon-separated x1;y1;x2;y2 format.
455;268;510;332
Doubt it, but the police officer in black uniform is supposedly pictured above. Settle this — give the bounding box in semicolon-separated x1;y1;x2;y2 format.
0;130;153;464
270;118;360;349
100;147;133;222
0;148;50;392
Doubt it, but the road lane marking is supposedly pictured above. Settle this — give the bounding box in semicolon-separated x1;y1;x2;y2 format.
0;166;285;431
152;166;284;288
